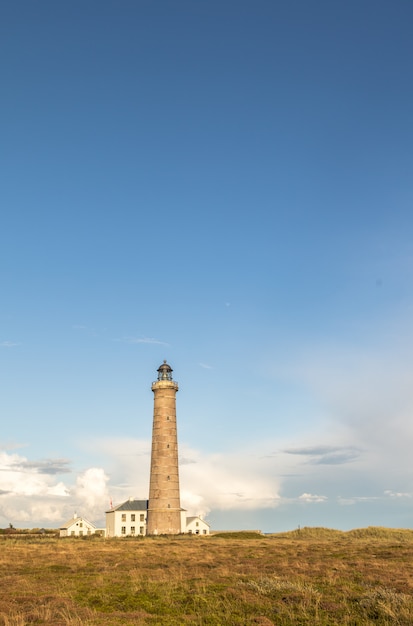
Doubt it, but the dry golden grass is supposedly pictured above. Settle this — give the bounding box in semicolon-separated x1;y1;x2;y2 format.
0;528;413;624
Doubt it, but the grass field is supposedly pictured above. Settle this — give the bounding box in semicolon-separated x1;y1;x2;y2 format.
1;527;413;625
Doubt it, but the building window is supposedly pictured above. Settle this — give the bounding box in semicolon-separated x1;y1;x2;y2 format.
121;526;126;535
79;522;83;528
203;530;207;535
167;416;170;420
79;531;83;536
140;514;144;521
196;522;199;526
167;444;170;448
131;514;135;522
139;526;144;534
131;526;135;535
168;504;170;508
121;514;126;522
71;531;75;536
167;475;170;481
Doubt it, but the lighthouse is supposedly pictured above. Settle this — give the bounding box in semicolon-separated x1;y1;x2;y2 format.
147;361;182;534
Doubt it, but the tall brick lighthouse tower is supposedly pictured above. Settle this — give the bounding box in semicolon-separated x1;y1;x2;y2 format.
147;361;182;535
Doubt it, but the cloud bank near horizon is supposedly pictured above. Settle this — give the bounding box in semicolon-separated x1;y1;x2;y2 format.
1;404;412;529
1;330;413;529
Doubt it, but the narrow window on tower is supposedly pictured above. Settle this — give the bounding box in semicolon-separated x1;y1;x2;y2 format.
167;475;170;481
167;416;170;420
168;504;170;508
167;444;170;448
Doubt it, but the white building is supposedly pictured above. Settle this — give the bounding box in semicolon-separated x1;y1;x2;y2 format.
105;498;210;537
106;499;148;537
59;514;97;537
186;516;210;535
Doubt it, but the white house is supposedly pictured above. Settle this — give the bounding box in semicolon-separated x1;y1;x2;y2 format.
59;514;97;537
186;516;210;535
106;499;148;537
105;498;210;537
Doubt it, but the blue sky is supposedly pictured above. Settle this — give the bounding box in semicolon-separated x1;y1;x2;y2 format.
1;0;413;532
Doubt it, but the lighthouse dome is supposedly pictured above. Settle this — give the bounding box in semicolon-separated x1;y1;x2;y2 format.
157;360;173;381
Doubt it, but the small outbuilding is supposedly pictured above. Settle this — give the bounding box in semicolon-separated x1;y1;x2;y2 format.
185;516;210;535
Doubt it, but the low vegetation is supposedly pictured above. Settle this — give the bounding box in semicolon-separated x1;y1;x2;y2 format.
1;527;413;624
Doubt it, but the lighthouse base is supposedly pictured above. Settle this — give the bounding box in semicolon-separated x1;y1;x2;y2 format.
147;508;182;535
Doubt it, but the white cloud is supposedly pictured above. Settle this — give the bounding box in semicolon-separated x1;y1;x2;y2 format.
337;495;380;506
0;341;20;347
0;450;73;525
30;502;65;523
299;493;328;503
179;445;281;516
0;442;28;452
72;467;110;518
48;482;70;497
83;437;151;506
384;490;412;498
0;451;64;496
0;450;109;527
118;336;169;346
338;498;357;506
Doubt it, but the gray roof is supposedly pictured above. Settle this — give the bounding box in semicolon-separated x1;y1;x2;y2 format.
106;499;148;513
186;516;210;526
